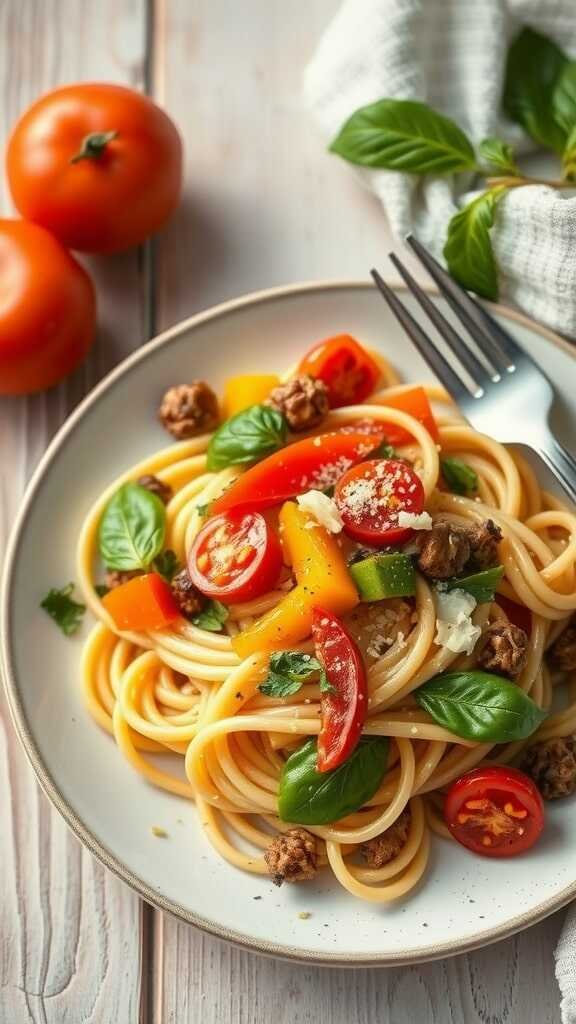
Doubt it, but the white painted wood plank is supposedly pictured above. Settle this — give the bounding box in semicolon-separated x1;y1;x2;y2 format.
0;2;148;1021
155;2;565;1021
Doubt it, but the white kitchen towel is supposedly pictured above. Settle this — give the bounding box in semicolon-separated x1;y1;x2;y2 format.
305;2;576;1020
303;0;576;337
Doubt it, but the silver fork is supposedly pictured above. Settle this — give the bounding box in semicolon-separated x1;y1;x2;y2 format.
371;235;576;506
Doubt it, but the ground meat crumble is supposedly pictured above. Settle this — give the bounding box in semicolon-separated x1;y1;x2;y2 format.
264;828;318;885
522;737;576;800
361;809;411;867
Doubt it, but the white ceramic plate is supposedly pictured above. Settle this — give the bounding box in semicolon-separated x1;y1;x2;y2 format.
3;281;576;966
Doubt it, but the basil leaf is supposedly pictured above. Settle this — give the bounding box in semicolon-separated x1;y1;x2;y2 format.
563;124;576;180
207;404;288;471
478;137;519;176
259;651;324;697
552;61;576;134
415;670;546;742
329;99;476;173
446;566;504;604
192;599;229;632
278;737;389;825
153;549;181;582
94;583;109;598
504;27;567;154
99;482;166;571
41;583;86;637
444;188;506;301
441;457;478;495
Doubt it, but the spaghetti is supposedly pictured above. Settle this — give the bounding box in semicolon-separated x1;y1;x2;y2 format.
76;339;576;903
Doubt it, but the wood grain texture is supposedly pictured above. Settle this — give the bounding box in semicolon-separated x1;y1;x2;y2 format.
155;3;565;1022
0;2;147;1021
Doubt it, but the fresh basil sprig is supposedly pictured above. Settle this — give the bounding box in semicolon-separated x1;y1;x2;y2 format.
479;137;519;177
504;27;568;154
446;566;504;605
99;482;166;571
154;549;181;582
259;651;331;698
207;404;287;471
41;583;86;637
278;737;389;825
441;457;478;496
330;99;476;173
192;599;229;632
415;670;546;743
443;187;507;301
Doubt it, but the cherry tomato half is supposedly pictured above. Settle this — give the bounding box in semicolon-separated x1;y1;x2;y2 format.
444;765;544;858
188;511;283;604
298;334;381;408
312;607;368;773
335;458;425;546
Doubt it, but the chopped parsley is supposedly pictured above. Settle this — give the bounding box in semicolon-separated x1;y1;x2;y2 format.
94;583;110;598
192;599;229;632
259;650;334;697
41;583;86;636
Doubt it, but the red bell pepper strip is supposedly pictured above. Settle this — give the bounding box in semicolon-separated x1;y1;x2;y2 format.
312;607;368;773
211;431;383;515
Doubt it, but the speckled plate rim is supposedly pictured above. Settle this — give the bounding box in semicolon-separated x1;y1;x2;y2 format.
2;278;575;967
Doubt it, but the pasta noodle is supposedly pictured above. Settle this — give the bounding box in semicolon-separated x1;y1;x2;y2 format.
77;356;576;904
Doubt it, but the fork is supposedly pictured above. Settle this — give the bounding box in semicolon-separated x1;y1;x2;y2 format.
370;235;576;506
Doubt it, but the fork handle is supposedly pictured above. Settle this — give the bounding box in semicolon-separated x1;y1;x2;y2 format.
537;437;576;507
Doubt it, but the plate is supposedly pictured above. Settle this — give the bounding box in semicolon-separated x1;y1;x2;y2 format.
2;281;576;966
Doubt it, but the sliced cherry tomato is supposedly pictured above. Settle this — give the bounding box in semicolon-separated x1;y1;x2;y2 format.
312;607;367;773
495;595;532;635
375;387;439;445
335;458;425;546
298;334;381;408
102;573;180;632
210;432;383;515
444;765;544;858
188;511;282;604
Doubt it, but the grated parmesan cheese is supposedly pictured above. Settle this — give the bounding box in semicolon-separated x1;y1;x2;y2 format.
297;490;343;533
434;588;481;655
397;510;433;530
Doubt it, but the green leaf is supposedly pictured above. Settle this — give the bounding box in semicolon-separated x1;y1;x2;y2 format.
278;737;389;825
99;482;166;571
94;584;109;598
446;566;504;605
441;457;478;495
372;441;397;459
563;124;576;179
196;502;212;518
207;404;288;471
41;583;86;637
153;549;181;582
553;61;576;134
478;137;519;176
319;670;337;695
503;27;568;154
443;188;506;301
415;670;546;742
192;599;229;632
329;99;476;173
259;651;324;698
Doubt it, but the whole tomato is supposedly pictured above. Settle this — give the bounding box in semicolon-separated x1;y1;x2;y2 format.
6;83;182;253
0;220;96;395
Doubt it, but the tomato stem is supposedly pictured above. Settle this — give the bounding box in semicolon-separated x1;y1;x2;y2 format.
70;131;118;164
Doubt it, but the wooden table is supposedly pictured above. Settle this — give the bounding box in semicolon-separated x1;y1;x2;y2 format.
0;3;567;1021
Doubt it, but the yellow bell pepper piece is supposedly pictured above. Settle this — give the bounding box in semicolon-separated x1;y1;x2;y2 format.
232;502;358;659
222;374;280;418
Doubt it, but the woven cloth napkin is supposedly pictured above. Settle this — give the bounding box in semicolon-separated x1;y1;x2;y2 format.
304;0;576;338
304;1;576;1019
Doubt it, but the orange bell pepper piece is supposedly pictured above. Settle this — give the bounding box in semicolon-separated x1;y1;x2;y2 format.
232;502;358;659
103;573;180;631
222;374;280;418
374;386;439;445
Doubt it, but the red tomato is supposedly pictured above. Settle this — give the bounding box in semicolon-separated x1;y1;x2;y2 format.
103;573;180;632
7;84;182;252
210;432;383;515
445;765;544;858
312;608;367;773
0;219;96;395
299;334;381;408
335;458;425;546
495;595;532;635
188;511;283;604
